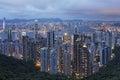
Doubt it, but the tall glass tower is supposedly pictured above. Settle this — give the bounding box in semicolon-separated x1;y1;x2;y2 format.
3;17;6;31
8;28;12;42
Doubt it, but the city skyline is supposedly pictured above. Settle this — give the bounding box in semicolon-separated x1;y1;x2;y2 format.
0;0;120;20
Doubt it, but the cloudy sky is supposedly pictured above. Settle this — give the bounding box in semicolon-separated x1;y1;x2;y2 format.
0;0;120;20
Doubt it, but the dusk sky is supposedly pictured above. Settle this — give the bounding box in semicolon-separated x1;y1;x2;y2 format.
0;0;120;20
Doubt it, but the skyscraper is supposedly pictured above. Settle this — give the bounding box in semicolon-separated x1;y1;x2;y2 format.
74;25;79;34
8;27;12;42
73;38;92;78
100;46;111;65
63;49;71;75
22;35;29;62
34;19;39;40
50;49;57;74
73;38;82;77
73;25;80;76
40;47;49;72
63;27;71;44
79;44;92;77
3;17;6;31
47;31;55;49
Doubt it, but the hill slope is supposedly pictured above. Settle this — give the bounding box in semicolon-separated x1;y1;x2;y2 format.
0;46;120;80
0;54;72;80
84;46;120;80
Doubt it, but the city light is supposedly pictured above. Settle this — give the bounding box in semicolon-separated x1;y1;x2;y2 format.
35;60;41;68
0;15;118;79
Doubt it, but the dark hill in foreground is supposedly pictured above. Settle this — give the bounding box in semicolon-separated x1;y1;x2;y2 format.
84;46;120;80
0;46;120;80
0;54;72;80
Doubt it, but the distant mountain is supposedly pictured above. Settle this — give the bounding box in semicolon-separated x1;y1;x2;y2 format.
0;18;63;23
112;23;120;27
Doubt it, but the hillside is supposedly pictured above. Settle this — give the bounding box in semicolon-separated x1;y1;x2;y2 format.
0;46;120;80
84;46;120;80
0;54;72;80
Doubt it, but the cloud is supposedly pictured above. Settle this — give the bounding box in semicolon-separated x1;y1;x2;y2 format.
0;0;120;20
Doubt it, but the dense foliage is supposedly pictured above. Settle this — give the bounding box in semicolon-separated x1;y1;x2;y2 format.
84;46;120;80
0;46;120;80
0;54;73;80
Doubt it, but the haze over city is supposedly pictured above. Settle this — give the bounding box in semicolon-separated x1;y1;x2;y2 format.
0;0;120;20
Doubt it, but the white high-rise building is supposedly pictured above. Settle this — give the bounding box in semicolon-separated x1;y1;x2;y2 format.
3;17;6;31
40;47;49;72
50;49;57;74
34;19;39;40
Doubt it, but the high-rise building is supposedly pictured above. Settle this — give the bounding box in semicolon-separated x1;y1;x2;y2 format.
100;46;111;65
34;19;39;40
63;28;71;44
3;17;6;31
79;44;92;77
57;43;64;74
74;25;79;34
40;47;49;72
14;40;23;59
63;44;72;75
93;29;113;48
73;37;92;78
7;42;15;57
27;39;36;61
63;49;71;75
22;35;29;62
55;36;63;72
8;28;12;42
73;26;80;76
47;31;55;49
50;49;57;74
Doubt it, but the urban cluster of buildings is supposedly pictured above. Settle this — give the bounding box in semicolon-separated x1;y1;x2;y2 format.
0;18;120;78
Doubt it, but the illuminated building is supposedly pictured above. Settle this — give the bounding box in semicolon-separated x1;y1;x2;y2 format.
34;19;39;40
57;43;64;73
73;37;92;78
14;40;21;59
35;59;41;68
2;17;6;31
55;36;63;73
79;44;92;77
8;42;15;57
63;46;71;75
40;47;49;72
22;35;29;62
63;28;71;44
73;34;80;72
34;19;44;62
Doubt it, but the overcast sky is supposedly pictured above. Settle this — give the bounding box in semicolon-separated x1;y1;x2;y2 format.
0;0;120;20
